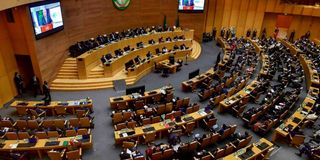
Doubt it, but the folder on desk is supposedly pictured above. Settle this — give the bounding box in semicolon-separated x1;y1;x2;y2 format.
143;126;155;132
45;141;60;146
183;116;194;122
256;142;269;150
113;98;124;101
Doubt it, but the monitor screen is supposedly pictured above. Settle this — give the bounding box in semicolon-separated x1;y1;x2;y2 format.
189;69;200;79
126;85;145;95
29;0;64;40
178;0;205;12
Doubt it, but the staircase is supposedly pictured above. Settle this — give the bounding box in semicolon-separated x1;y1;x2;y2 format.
55;58;78;79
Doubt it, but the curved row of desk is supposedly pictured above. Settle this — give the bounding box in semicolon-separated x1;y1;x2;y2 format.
77;30;194;79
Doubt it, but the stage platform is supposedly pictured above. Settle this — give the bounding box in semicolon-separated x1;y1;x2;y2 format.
50;41;202;91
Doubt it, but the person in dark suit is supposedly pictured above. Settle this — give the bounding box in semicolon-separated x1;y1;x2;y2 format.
214;52;221;69
14;72;24;96
31;75;40;97
289;30;295;43
212;27;217;40
38;9;52;26
42;81;51;102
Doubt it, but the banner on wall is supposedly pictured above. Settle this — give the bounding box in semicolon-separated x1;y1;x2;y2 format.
113;0;131;10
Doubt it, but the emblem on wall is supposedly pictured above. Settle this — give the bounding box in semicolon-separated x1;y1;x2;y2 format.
112;0;131;10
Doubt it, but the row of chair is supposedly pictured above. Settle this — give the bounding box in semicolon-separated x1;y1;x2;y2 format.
194;135;253;160
16;106;91;117
4;128;90;140
112;97;191;124
113;104;200;131
0;117;93;131
111;90;174;110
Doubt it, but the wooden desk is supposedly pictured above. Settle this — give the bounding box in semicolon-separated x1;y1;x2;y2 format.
77;30;194;79
314;39;320;46
181;68;215;92
0;135;92;159
279;38;302;56
109;86;173;109
10;99;93;116
217;37;231;50
219;80;259;113
247;38;263;54
223;138;274;160
114;108;213;144
158;59;180;73
299;54;320;89
127;49;190;77
104;40;192;77
272;87;319;142
218;50;231;68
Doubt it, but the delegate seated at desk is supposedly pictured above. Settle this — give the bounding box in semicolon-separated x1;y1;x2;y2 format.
166;37;172;42
173;44;179;51
146;51;153;59
162;47;168;53
149;39;155;45
134;56;142;65
180;44;187;50
124;45;131;52
136;42;144;49
115;49;124;57
159;37;165;43
101;53;112;65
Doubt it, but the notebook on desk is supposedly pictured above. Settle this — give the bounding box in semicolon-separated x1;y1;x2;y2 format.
17;102;28;106
45;141;60;146
113;98;124;101
143;126;155;132
256;142;269;150
148;91;157;95
292;117;301;124
58;102;68;106
17;143;36;148
183;116;194;122
239;149;254;160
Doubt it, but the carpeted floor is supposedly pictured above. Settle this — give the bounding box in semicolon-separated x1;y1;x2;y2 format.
2;41;309;160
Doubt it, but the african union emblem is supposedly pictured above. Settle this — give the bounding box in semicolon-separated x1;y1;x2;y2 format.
113;0;131;10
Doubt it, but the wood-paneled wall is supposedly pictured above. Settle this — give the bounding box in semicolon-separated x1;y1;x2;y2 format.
14;0;207;82
0;13;19;107
208;0;320;38
262;13;320;40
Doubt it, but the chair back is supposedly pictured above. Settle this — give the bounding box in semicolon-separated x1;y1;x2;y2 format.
182;97;190;107
165;103;173;113
69;118;79;128
54;119;66;129
134;100;144;110
65;130;77;137
16;120;27;130
66;149;81;160
162;148;174;159
35;132;48;139
142;118;151;125
6;132;18;140
79;117;90;128
144;132;156;144
151;151;162;160
16;107;28;116
47;150;63;160
151;116;161;123
115;123;126;131
112;112;123;124
55;106;67;115
18;132;30;139
48;131;60;138
77;129;88;135
27;120;40;129
42;120;55;128
215;148;225;159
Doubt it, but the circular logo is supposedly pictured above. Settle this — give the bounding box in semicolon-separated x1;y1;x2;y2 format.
113;0;131;10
